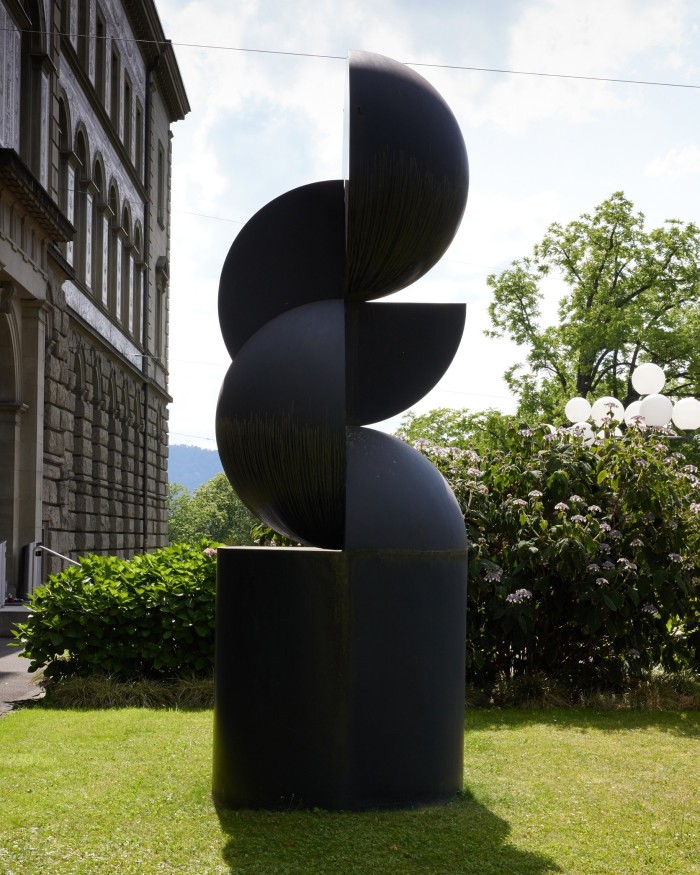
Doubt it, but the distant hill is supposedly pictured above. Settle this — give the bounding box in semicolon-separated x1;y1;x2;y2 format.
169;444;224;491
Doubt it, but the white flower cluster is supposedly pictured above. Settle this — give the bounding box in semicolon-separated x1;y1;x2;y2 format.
506;588;532;604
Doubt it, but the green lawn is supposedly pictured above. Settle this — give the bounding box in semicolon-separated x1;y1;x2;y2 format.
0;707;697;874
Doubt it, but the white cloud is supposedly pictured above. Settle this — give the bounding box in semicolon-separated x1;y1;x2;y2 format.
645;145;700;177
468;0;689;131
156;0;700;445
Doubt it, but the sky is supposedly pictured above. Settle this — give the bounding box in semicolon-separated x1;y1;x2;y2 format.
156;0;700;450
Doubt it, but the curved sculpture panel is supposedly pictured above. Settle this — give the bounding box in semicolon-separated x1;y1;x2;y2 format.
346;50;469;299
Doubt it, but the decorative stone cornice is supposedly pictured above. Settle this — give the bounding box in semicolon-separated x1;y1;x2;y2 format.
47;243;76;283
122;0;190;123
0;149;75;242
3;0;31;29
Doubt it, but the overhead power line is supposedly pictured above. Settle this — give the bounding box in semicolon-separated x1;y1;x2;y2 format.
3;27;699;90
170;431;218;442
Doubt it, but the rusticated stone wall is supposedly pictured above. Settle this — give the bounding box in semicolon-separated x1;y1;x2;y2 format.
40;283;168;579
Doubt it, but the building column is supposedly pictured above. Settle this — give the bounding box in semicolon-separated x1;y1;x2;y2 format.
0;283;24;590
0;402;26;592
17;300;48;558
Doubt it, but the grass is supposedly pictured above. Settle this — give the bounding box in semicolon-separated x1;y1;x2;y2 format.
0;707;697;874
37;667;700;712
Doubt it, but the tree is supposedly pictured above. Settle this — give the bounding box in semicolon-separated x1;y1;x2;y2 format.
486;192;700;422
168;474;258;545
397;407;513;454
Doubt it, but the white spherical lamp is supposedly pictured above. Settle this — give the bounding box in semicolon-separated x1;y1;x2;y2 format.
597;427;622;440
570;421;594;444
672;397;700;431
640;393;673;427
590;396;624;426
565;397;591;424
624;400;644;426
632;363;665;395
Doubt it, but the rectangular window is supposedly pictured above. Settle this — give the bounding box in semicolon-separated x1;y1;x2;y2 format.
155;287;166;356
95;12;106;102
135;103;143;179
78;0;89;68
110;47;120;131
157;142;165;225
123;75;132;160
61;0;71;39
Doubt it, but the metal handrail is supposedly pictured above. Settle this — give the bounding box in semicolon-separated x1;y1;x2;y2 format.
35;543;80;567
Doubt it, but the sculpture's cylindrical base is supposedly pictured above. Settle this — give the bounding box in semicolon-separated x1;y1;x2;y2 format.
212;546;467;810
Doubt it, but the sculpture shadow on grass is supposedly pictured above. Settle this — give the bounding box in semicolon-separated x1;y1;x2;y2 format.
466;708;700;740
216;789;561;875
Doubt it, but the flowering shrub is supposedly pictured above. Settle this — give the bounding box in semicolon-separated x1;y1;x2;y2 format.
416;426;700;691
15;542;219;679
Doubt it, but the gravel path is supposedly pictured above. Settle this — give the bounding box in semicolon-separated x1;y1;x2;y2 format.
0;638;44;714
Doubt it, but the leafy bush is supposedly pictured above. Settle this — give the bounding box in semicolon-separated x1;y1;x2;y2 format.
15;542;218;679
415;425;700;692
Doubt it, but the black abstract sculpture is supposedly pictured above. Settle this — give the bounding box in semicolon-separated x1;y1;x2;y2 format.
213;50;469;810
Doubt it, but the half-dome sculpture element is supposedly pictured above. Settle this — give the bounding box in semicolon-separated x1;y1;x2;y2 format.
216;50;468;549
213;50;470;810
346;51;469;298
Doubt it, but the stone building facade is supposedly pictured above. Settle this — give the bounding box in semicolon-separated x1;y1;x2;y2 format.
0;0;189;595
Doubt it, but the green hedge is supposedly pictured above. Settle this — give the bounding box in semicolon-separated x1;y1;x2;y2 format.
15;542;218;679
417;425;700;691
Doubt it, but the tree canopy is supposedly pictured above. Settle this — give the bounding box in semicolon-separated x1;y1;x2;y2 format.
168;473;258;546
486;192;700;421
397;407;513;454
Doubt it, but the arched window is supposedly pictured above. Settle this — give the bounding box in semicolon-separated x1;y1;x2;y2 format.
131;224;143;338
92;160;104;302
57;99;70;213
74;130;91;286
57;96;75;264
107;184;119;313
120;205;131;325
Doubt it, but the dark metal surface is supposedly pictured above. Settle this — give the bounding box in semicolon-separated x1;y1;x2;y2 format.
345;301;467;425
213;546;467;810
213;51;471;810
216;300;346;548
345;427;468;550
218;180;346;358
346;51;469;300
